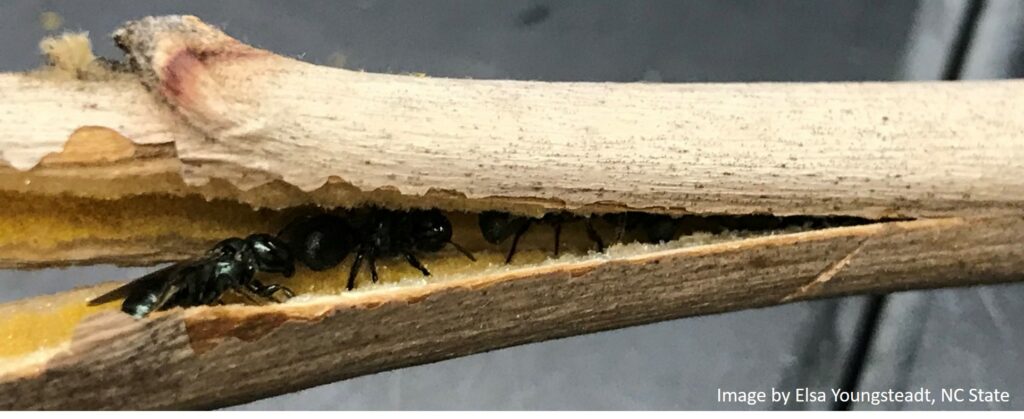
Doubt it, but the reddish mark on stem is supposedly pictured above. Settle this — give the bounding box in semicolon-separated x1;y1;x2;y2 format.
185;311;293;354
161;49;203;102
158;44;264;105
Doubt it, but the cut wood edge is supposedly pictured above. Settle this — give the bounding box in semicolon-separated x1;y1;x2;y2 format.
1;216;1021;409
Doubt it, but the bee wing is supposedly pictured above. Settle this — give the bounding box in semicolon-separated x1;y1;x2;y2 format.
88;258;213;317
87;264;184;306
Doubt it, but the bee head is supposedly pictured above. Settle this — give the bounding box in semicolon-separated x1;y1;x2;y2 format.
246;234;296;277
409;210;453;252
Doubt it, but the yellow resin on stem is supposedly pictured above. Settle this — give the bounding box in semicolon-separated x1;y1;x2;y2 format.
0;192;289;253
0;286;117;358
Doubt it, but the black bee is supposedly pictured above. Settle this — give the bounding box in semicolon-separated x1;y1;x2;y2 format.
606;212;681;244
478;211;605;263
88;234;296;318
277;213;355;272
278;208;476;290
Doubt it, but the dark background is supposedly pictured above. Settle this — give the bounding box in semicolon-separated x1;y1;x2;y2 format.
0;0;1022;410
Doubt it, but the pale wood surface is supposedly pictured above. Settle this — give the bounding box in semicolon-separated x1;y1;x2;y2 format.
0;14;1023;410
0;73;193;168
2;16;1023;218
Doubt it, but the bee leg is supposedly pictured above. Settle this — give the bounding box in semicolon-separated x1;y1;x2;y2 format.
585;219;606;252
404;252;431;276
552;221;562;256
615;214;628;242
235;288;262;305
368;256;380;284
249;280;295;302
347;251;365;291
274;285;296;299
505;222;532;264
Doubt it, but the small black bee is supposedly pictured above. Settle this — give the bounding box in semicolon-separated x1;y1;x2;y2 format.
88;234;296;318
277;213;355;271
278;209;476;290
606;212;680;244
478;211;605;263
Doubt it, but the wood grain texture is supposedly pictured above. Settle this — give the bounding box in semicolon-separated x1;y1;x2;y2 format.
3;16;1024;218
0;14;1022;410
1;216;1022;409
117;16;1024;218
0;73;193;169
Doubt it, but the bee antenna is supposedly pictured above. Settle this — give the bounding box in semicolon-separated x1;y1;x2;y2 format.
448;240;477;262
